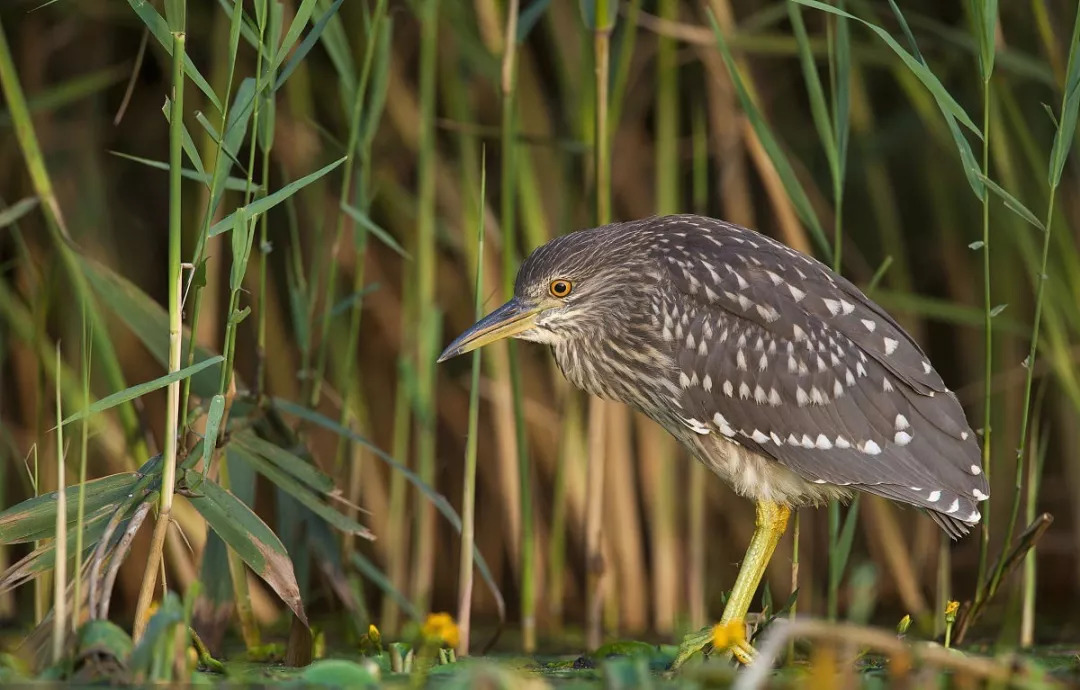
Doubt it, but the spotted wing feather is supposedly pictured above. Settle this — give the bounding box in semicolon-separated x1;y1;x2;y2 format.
651;215;989;533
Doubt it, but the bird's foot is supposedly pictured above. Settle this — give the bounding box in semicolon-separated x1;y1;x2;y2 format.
670;619;755;670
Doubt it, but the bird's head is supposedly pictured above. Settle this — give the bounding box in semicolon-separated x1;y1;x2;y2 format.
438;224;654;362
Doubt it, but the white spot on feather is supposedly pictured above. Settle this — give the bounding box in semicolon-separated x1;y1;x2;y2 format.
946;499;960;514
860;440;882;455
788;285;806;302
970;464;981;475
861;319;877;332
928;490;941;502
894;431;912;446
883;337;899;355
815;434;833;449
823;298;841;316
973;489;988;501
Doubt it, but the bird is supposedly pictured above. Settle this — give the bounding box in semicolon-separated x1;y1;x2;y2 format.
437;213;990;666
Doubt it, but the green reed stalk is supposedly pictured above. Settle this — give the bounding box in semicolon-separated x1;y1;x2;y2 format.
180;0;243;432
498;0;534;652
688;96;708;630
586;0;615;650
996;0;1080;605
332;0;388;481
409;0;441;619
974;1;998;598
52;343;66;663
456;156;486;657
132;29;186;642
72;310;92;631
311;0;388;411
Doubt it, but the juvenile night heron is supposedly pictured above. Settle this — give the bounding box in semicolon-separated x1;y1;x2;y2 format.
438;214;989;665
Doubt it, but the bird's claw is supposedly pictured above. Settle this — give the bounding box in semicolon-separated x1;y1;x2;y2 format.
670;619;755;670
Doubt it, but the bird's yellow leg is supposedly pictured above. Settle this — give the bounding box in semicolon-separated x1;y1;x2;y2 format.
671;501;790;669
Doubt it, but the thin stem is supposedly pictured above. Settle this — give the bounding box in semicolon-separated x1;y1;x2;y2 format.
52;343;66;663
586;3;613;650
132;30;186;642
498;0;533;653
456;156;486;657
72;310;91;632
989;190;1057;597
975;78;993;599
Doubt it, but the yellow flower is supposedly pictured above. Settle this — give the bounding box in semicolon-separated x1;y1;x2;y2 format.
944;600;959;622
421;612;460;649
712;619;746;650
367;624;381;647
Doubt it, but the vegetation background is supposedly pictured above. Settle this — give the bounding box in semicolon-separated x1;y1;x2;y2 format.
0;0;1078;681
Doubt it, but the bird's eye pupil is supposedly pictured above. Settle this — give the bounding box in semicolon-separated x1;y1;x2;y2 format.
550;280;572;297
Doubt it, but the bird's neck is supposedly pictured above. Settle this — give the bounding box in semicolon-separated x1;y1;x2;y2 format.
551;287;679;417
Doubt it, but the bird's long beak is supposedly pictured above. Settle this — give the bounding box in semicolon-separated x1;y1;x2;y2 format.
438;297;543;362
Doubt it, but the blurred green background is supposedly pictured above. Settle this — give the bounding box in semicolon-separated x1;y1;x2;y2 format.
0;0;1078;666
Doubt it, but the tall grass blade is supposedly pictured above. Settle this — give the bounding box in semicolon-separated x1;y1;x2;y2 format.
209;155;346;236
457;153;486;656
0;197;39;230
708;10;831;260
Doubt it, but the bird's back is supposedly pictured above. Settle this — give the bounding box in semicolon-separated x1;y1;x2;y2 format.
556;214;989;537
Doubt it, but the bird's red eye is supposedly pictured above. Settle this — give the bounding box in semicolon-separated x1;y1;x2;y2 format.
549;279;572;298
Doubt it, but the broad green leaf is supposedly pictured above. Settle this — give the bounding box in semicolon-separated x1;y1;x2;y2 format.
0;196;39;229
60;356;223;427
0;511;132;594
209;156;346;236
0;473;143;544
340;203;410;258
274;0;345;92
108;151;257;192
1049;4;1080;188
708;12;832;260
232;431;335;494
794;0;982;139
184;470;307;624
81;258;225;399
210;78;258;216
227;444;372;539
270;398;506;623
125;0;222;113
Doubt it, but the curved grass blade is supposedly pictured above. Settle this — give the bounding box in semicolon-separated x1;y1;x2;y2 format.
1049;4;1080;188
794;0;981;138
707;10;831;260
183;469;307;625
108;151;257;192
274;0;345;92
81;257;225;399
0;196;38;229
58;356;223;427
209;155;346;237
232;430;334;494
340;203;410;259
226;444;373;539
125;0;221;113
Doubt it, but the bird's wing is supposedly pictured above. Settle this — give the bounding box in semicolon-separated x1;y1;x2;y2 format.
652;215;988;532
